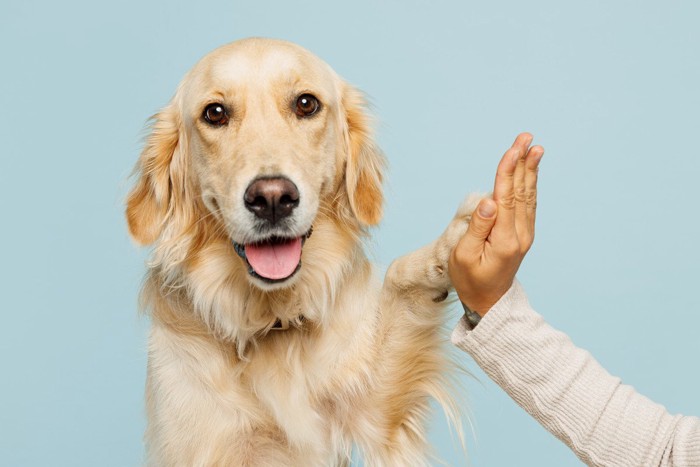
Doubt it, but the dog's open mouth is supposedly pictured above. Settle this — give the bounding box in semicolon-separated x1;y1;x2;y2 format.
233;228;312;283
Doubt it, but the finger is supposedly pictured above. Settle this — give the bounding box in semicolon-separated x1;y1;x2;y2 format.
458;198;498;257
513;136;533;244
492;133;532;243
524;145;544;238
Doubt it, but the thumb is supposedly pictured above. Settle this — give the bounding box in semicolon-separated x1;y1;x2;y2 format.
465;198;497;245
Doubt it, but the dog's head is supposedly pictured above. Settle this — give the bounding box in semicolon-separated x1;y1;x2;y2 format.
126;38;385;291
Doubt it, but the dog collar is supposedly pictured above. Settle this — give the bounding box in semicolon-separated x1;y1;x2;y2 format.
270;315;306;331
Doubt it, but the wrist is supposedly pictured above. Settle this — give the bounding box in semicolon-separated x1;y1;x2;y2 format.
455;294;496;317
457;285;513;317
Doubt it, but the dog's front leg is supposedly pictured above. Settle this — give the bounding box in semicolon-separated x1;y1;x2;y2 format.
383;193;483;302
354;194;483;466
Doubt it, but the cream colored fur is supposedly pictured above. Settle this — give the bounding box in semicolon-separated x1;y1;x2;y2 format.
127;37;479;466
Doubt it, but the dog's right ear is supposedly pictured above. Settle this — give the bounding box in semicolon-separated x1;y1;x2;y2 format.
126;104;180;245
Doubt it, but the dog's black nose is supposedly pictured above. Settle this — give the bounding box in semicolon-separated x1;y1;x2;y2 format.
244;177;300;224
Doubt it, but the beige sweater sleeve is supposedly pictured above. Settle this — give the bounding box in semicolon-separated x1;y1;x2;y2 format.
451;281;700;466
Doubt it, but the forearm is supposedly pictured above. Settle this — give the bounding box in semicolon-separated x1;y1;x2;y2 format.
453;281;700;466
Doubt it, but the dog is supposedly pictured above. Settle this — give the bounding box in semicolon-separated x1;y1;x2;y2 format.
127;37;478;466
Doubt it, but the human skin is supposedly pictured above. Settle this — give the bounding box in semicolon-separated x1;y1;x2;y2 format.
448;133;544;316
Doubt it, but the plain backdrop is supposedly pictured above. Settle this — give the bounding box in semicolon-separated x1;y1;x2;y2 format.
1;1;698;465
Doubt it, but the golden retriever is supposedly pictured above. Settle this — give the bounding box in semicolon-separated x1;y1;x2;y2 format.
127;37;477;466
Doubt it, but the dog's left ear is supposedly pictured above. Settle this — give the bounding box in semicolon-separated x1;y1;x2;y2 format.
342;85;386;226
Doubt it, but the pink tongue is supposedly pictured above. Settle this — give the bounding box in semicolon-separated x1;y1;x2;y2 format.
245;237;303;280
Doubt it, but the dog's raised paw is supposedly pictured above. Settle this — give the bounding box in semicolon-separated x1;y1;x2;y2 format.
440;193;488;255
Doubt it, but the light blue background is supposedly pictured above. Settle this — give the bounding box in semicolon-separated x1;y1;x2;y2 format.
1;1;698;465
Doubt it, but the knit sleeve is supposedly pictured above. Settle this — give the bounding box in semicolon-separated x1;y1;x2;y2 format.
452;281;700;466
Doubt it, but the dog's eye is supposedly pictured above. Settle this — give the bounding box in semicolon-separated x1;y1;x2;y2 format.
203;103;229;126
295;94;320;117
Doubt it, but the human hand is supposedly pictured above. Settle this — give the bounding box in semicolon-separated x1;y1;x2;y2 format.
448;133;544;316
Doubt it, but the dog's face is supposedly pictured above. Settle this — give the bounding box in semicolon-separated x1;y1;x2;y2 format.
127;38;385;291
186;41;344;287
